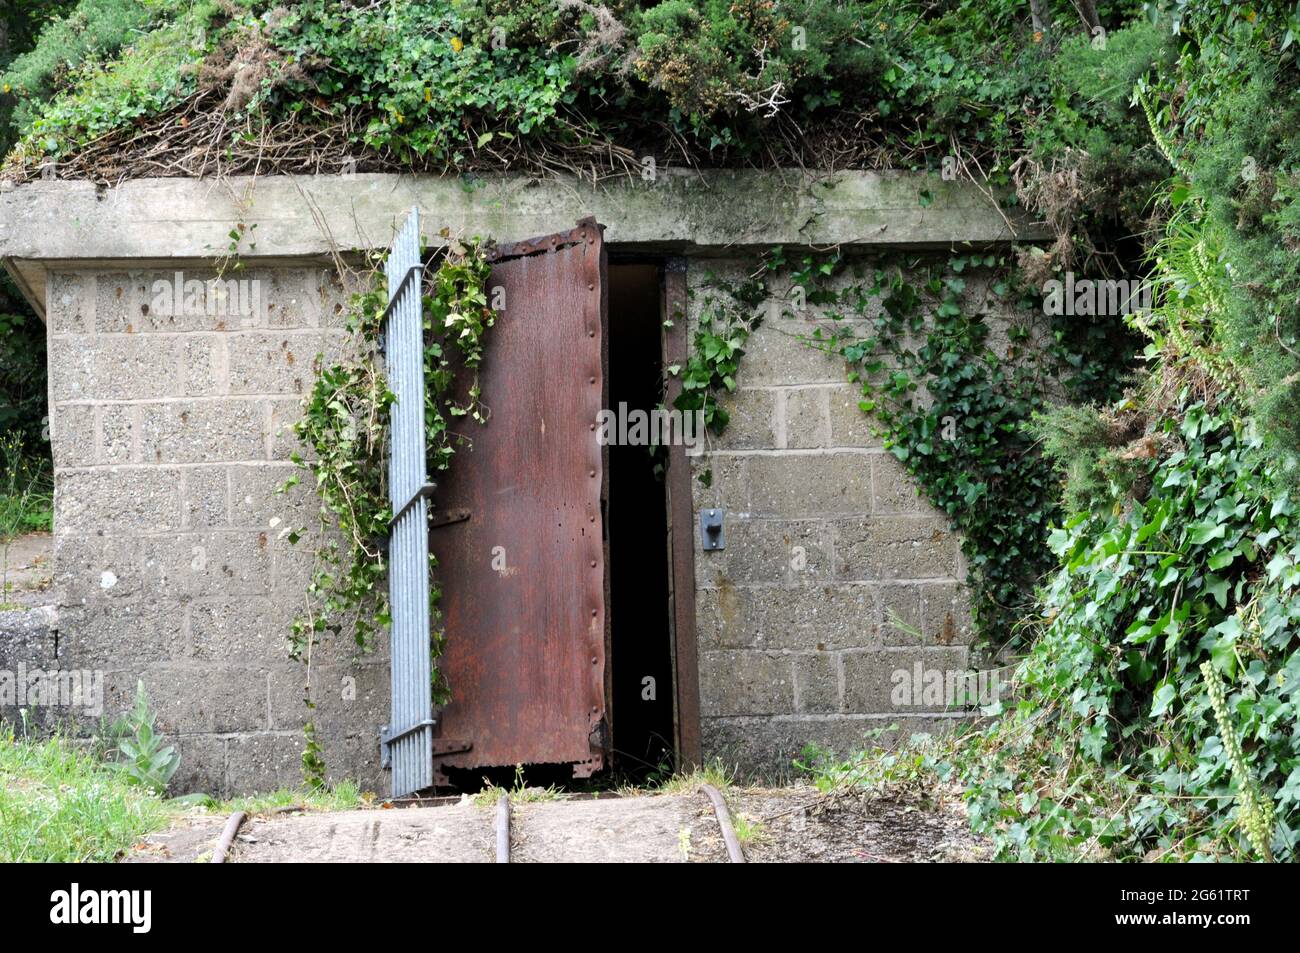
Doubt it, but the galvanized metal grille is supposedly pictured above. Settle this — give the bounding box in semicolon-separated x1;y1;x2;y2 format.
382;207;435;797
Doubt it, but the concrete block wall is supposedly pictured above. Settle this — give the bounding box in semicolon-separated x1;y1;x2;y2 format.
689;258;1018;778
30;252;1032;793
42;266;387;795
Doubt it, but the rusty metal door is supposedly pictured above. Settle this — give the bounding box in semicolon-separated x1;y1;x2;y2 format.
429;218;609;782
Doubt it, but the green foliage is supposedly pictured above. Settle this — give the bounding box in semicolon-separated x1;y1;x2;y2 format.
670;272;763;434
286;242;497;780
284;275;394;660
423;237;497;470
1;0;155;133
0;0;214;167
0;271;49;464
1137;3;1300;469
212;779;364;816
301;718;327;791
109;679;181;795
0;274;51;543
872;118;1300;861
267;0;574;166
0;722;167;862
1020;18;1175;259
798;248;1131;643
631;0;800;121
1;0;1171;180
1028;400;1150;515
808;398;1300;862
0;280;54;542
1201;660;1274;861
0;433;53;542
961;403;1300;861
0;0;78;153
820;161;1300;862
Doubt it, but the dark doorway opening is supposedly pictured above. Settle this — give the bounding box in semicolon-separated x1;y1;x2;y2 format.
605;263;675;782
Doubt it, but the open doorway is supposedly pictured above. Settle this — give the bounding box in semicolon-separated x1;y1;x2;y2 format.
606;263;675;783
426;231;688;795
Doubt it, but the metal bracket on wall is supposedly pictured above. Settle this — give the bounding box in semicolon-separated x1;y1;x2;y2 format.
700;508;725;550
429;507;471;530
388;482;437;528
380;718;435;769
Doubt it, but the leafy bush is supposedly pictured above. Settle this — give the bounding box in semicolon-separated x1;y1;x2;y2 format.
0;0;78;153
0;1;1160;178
0;0;155;133
960;401;1300;861
1138;4;1300;469
1028;400;1150;515
808;391;1300;862
269;0;576;165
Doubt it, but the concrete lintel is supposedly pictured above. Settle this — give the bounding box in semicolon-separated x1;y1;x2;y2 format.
0;169;1047;315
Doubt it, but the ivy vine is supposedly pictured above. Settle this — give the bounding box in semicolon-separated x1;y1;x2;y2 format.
666;269;765;487
670;272;764;434
283;236;496;785
779;247;1131;645
661;248;1123;644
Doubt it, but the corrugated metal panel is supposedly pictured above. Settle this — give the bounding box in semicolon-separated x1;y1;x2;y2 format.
382;207;435;797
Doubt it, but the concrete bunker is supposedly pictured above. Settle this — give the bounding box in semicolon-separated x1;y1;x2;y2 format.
0;169;1043;795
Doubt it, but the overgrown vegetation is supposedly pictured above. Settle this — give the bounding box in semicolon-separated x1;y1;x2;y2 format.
801;4;1300;863
0;1;1165;183
285;241;496;781
9;1;1300;864
0;723;167;862
954;399;1300;861
789;248;1132;642
0;271;51;544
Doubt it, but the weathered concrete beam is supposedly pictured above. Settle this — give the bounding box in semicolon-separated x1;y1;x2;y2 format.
0;169;1046;317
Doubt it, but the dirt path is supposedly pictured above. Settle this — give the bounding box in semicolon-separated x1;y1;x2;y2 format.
0;532;53;607
727;788;990;863
126;785;987;863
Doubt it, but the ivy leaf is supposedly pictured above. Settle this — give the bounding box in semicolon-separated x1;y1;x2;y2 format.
1150;682;1177;718
1188;521;1226;544
1204;574;1230;608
